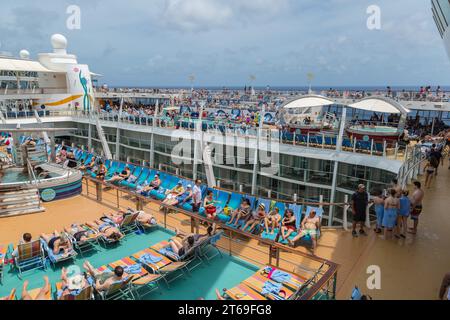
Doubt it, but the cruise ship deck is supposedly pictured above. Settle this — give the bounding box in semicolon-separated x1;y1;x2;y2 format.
0;157;448;300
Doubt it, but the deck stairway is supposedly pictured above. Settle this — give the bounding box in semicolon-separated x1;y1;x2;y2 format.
95;117;113;159
0;186;45;218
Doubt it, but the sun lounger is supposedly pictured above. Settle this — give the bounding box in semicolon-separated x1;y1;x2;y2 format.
12;240;46;278
27;286;52;300
55;282;94;300
65;224;100;256
107;256;162;299
224;283;267;300
242;272;295;300
132;247;188;287
40;233;78;267
88;264;135;300
0;244;6;284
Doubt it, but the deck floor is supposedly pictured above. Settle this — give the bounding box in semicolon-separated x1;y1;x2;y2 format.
0;159;448;299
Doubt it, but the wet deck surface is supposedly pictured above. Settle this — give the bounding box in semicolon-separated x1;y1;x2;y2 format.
0;159;448;300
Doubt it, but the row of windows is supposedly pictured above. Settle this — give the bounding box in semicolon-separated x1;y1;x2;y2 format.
432;0;450;38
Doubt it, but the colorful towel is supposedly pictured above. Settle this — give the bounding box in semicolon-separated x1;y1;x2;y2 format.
261;281;282;296
139;253;163;265
123;263;143;275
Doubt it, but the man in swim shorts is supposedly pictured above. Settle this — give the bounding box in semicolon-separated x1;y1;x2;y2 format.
409;181;424;235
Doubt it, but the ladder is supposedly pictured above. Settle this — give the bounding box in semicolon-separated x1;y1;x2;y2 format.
95;117;113;160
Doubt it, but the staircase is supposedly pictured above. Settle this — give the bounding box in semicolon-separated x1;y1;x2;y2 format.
95;117;113;159
0;187;45;218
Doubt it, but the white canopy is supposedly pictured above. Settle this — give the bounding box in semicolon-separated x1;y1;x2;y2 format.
0;57;56;73
282;95;335;109
349;97;410;115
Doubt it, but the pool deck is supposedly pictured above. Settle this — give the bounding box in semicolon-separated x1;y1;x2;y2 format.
0;158;449;300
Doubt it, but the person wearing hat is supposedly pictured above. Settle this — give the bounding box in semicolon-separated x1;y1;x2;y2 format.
241;202;267;233
351;184;369;237
139;174;161;196
162;180;185;207
173;184;193;207
58;267;89;300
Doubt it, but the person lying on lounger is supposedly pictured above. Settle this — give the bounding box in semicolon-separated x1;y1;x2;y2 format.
279;209;296;241
94;161;107;180
40;231;73;256
11;232;33;257
80;156;96;171
58;267;89;300
288;210;320;251
241;203;266;233
65;223;98;243
264;207;281;234
139;174;161;196
228;198;252;226
161;181;185;206
103;209;156;226
174;184;193;207
169;225;216;257
106;166;131;184
21;277;51;300
83;261;128;293
86;220;123;242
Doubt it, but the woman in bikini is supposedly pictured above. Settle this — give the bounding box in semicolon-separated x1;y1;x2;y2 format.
241;203;266;233
264;207;281;234
280;209;296;241
228;198;251;226
86;220;123;242
203;190;217;219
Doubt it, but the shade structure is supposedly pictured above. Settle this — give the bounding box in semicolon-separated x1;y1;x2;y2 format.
349;96;410;115
0;57;56;73
282;95;335;109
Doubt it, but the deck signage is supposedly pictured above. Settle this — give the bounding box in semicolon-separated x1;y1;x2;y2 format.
41;188;56;202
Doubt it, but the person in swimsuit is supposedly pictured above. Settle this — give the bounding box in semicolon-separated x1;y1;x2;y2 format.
264;207;281;234
86;220;123;242
107;166;131;184
372;190;385;234
140;174;161;196
397;190;411;239
280;209;296;241
424;160;436;188
64;223;97;243
169;234;195;257
95;162;107;180
58;267;89;300
241;203;266;233
288;210;321;252
381;189;400;240
174;185;193;207
80;156;96;172
228;198;252;226
21;277;51;301
409;181;424;235
162;181;185;207
83;261;128;293
40;231;73;256
203;190;217;219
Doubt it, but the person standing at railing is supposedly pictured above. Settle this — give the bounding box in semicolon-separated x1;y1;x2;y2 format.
351;184;369;238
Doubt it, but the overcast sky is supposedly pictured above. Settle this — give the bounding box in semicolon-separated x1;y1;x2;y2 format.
0;0;448;87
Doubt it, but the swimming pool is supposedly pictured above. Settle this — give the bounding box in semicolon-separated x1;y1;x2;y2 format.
0;227;259;300
0;169;61;184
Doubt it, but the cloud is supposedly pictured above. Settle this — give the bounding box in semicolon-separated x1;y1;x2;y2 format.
159;0;293;32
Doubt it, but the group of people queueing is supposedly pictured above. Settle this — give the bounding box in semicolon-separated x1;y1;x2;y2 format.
351;179;424;240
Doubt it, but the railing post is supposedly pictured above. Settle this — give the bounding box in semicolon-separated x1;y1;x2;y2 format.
383;140;387;157
394;142;399;160
365;202;373;229
370;139;374;155
343;195;349;231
